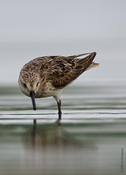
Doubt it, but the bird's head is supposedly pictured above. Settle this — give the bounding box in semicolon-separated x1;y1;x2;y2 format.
18;71;41;110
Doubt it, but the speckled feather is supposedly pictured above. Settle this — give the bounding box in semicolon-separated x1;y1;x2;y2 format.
20;52;97;91
18;52;98;118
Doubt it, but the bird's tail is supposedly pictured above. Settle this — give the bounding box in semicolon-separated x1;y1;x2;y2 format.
86;62;99;70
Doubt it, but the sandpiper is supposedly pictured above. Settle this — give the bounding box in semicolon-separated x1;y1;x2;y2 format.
18;52;98;120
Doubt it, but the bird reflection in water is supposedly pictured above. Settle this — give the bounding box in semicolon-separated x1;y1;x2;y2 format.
26;119;85;150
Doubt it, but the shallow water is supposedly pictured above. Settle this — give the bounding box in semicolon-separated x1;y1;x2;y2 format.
0;83;126;175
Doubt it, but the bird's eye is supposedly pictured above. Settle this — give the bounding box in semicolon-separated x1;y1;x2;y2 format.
36;82;39;87
23;83;27;88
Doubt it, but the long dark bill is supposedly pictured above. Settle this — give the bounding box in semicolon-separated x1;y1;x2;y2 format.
30;91;36;110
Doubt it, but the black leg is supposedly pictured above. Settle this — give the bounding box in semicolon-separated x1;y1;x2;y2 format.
57;99;62;120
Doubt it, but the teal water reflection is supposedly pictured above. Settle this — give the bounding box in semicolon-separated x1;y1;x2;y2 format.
0;122;126;175
0;84;126;175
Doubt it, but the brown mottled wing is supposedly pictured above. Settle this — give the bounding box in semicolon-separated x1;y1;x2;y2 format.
49;52;96;89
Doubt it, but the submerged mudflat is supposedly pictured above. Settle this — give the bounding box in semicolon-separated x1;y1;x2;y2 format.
0;83;126;175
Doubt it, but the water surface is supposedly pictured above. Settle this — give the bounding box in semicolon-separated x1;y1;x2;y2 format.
0;83;126;175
